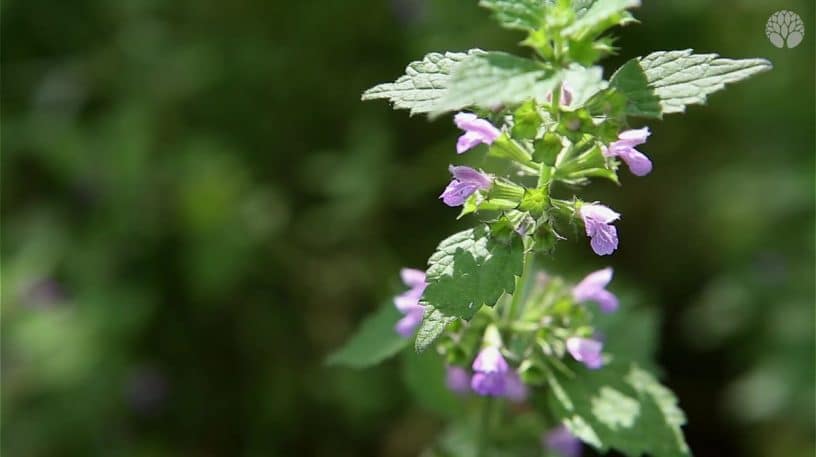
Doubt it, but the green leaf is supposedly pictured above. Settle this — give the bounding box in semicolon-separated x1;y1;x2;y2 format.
326;303;408;368
562;64;606;108
610;49;773;118
594;305;661;374
546;360;690;457
415;307;457;352
434;52;560;114
422;225;524;320
562;0;640;39
479;0;551;31
415;226;524;351
361;49;485;115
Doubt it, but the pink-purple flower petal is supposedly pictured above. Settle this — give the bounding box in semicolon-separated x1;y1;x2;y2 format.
572;268;618;313
439;166;492;207
454;112;501;154
580;204;620;256
566;337;604;369
393;268;427;337
445;366;471;394
471;346;509;396
604;128;653;176
543;425;582;457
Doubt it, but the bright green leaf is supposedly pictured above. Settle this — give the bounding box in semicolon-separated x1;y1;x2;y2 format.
422;225;524;320
562;64;606;108
479;0;551;31
415;226;524;351
415;307;457;352
326;303;408;368
610;49;773;118
361;49;485;115
434;52;560;114
546;360;691;457
562;0;640;39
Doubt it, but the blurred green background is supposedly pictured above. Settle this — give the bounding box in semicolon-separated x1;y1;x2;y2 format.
2;0;814;456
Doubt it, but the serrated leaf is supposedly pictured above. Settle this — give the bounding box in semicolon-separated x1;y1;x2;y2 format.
546;360;690;457
562;0;640;39
479;0;551;31
326;303;408;368
361;49;485;115
434;52;560;115
610;49;772;118
415;226;524;352
415;306;457;352
572;0;597;15
422;225;524;320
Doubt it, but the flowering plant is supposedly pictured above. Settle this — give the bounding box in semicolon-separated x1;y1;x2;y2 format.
329;1;770;455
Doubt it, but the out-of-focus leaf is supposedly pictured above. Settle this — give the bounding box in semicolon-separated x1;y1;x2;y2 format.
546;360;690;457
327;303;408;368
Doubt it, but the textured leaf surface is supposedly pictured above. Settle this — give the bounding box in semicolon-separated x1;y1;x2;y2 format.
415;307;457;352
434;52;559;114
563;64;606;108
479;0;550;31
610;49;772;118
562;0;640;38
326;303;408;368
415;226;524;351
361;50;484;115
547;360;690;457
422;225;524;320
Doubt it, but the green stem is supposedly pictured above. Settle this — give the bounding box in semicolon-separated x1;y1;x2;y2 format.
537;162;553;188
506;251;535;322
477;397;495;457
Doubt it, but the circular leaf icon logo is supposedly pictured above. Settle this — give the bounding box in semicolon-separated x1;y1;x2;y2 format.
766;10;805;48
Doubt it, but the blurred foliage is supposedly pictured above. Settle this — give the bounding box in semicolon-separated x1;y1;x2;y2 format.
1;0;813;456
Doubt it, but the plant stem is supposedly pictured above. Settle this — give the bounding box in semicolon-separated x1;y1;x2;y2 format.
506;251;535;322
477;397;495;457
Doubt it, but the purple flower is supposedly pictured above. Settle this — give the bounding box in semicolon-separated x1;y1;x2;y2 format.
543;425;582;457
471;346;509;396
572;267;618;313
603;127;652;176
445;365;471;394
579;203;620;256
394;268;427;337
566;337;604;369
439;165;492;207
546;82;574;106
454;112;501;154
503;370;528;403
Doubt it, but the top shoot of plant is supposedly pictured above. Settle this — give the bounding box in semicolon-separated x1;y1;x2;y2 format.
329;1;771;456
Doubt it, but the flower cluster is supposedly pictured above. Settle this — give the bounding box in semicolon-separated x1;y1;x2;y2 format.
445;109;652;257
350;2;771;454
444;346;528;401
396;267;619;393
